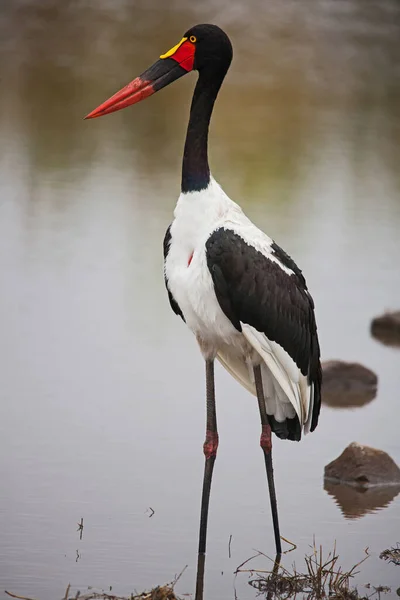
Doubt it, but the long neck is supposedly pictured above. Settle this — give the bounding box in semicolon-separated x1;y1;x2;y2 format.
181;70;225;193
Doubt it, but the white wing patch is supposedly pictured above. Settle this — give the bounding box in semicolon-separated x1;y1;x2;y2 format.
217;324;313;434
216;349;256;396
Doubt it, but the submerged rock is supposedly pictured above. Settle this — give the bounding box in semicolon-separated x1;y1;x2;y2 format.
324;442;400;486
371;310;400;347
322;361;377;408
324;478;400;519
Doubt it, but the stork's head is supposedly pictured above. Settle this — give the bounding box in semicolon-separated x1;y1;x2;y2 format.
85;24;232;119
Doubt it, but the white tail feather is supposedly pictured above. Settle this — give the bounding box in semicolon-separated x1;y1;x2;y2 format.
217;324;312;433
242;325;303;423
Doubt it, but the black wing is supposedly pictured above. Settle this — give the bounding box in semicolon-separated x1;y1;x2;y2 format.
206;227;321;433
163;225;185;321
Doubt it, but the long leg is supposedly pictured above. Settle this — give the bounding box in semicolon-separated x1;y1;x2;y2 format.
195;360;218;600
253;364;282;556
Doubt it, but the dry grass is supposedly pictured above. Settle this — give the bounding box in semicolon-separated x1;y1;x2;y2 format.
5;542;399;600
5;567;187;600
5;585;180;600
5;587;180;600
379;543;400;567
5;584;181;600
235;541;379;599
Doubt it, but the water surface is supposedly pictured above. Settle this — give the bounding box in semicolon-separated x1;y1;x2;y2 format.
1;1;400;598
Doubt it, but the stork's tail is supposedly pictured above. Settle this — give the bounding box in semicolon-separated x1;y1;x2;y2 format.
217;325;316;441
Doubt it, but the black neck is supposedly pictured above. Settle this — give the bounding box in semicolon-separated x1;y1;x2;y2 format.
181;69;226;193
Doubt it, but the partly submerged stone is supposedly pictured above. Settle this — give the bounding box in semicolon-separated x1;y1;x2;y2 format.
324;442;400;486
371;310;400;347
322;361;377;408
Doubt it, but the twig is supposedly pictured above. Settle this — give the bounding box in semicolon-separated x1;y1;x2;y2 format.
234;552;262;574
172;564;188;587
148;507;154;518
347;546;370;578
281;536;297;554
234;568;274;574
5;592;38;600
77;518;84;540
228;534;233;559
252;549;292;577
64;584;71;600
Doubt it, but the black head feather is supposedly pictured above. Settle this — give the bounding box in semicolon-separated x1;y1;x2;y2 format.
184;24;233;74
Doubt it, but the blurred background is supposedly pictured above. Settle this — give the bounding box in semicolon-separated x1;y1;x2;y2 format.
0;0;399;598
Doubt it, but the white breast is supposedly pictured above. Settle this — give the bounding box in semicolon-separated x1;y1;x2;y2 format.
164;178;244;350
164;177;293;354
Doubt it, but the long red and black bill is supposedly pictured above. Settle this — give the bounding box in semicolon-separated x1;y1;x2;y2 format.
85;37;196;119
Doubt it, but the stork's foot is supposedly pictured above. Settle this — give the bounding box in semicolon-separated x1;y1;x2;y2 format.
203;430;219;459
260;423;272;453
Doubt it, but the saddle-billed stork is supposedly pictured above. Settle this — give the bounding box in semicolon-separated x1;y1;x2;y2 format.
86;23;322;599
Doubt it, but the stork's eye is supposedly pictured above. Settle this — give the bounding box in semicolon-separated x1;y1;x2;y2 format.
189;35;197;43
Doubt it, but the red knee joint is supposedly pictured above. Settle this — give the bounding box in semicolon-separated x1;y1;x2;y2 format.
260;424;272;453
203;430;219;459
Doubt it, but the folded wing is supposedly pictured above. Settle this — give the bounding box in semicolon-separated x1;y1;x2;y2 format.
206;226;321;441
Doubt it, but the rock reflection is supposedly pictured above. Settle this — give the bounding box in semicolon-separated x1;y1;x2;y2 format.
324;479;400;519
321;361;377;409
371;311;400;348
